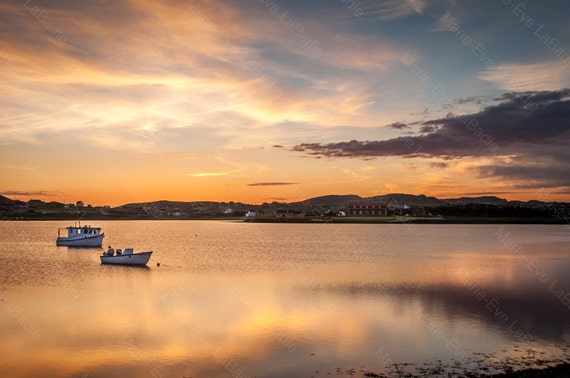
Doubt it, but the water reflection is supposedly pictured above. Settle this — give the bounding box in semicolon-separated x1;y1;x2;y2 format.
0;222;569;377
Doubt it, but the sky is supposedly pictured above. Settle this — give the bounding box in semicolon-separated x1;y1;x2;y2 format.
1;0;569;206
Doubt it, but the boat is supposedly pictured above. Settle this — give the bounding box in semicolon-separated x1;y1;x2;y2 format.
100;247;152;266
56;222;104;247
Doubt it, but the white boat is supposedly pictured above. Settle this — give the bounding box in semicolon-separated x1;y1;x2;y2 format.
100;247;152;266
56;222;104;247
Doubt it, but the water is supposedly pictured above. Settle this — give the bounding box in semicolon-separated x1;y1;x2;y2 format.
1;221;569;377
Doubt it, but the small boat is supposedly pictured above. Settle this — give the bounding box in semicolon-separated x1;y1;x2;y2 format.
56;222;104;247
100;247;152;266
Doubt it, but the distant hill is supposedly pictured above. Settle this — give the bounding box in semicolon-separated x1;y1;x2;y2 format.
290;193;447;209
291;193;446;209
370;193;444;207
118;200;217;209
292;194;363;208
0;194;15;205
0;192;568;223
1;193;567;213
116;199;253;213
114;193;568;210
444;196;509;206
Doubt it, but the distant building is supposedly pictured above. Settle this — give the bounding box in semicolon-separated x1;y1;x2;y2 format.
347;201;387;216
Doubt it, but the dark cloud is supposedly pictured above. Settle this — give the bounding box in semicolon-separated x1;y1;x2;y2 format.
292;89;570;160
495;89;570;104
430;162;448;169
248;182;298;187
292;89;570;191
1;190;58;197
389;122;409;130
419;124;437;133
477;161;570;189
455;96;488;105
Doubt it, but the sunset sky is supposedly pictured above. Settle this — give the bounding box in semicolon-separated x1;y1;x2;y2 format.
1;0;569;206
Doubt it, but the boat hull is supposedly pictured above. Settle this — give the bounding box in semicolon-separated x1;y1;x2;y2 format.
100;251;152;266
56;234;104;247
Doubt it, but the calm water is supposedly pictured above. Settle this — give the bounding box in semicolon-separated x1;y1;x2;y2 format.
1;221;569;377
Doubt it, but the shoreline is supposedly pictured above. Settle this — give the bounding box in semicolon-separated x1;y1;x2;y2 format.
5;215;568;225
332;361;570;377
242;215;568;225
492;363;570;377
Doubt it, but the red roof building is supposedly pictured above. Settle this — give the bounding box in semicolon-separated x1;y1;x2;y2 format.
347;201;388;216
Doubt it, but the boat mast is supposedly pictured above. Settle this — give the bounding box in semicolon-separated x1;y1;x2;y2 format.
74;206;82;228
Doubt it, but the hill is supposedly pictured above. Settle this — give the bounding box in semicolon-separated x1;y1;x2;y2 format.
371;193;444;207
291;194;362;209
444;196;509;206
0;194;15;206
290;193;516;209
0;193;568;222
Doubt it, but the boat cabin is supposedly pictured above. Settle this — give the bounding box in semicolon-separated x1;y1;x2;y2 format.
58;225;102;238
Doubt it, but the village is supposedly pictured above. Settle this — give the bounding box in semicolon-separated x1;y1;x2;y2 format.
1;194;568;224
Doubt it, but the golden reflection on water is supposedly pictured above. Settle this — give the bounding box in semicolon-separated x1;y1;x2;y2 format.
0;222;569;377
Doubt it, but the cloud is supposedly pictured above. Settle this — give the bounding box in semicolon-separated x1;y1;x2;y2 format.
455;96;488;105
419;125;437;133
188;172;229;177
480;62;570;92
433;11;457;32
3;0;570;203
0;0;422;152
358;0;427;21
263;197;288;201
292;89;570;192
430;162;448;169
389;122;410;130
187;161;247;178
292;89;570;160
477;157;570;189
247;182;298;187
1;190;59;197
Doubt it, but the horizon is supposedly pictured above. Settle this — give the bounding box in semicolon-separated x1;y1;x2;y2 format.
2;1;570;206
1;191;562;208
